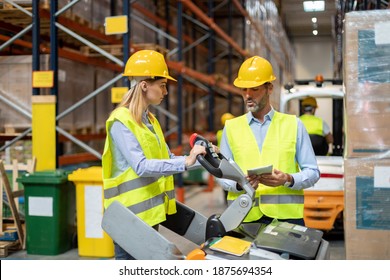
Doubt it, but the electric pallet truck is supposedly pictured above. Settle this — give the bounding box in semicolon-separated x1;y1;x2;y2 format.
102;133;329;260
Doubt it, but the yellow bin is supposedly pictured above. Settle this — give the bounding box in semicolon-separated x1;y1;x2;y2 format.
68;167;114;258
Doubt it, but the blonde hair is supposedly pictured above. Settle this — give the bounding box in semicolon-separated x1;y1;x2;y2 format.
113;78;161;126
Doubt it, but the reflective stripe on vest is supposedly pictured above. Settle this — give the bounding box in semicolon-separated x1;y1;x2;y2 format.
261;194;304;204
228;194;304;206
299;114;323;136
102;107;176;226
104;176;161;199
127;189;176;214
225;112;303;221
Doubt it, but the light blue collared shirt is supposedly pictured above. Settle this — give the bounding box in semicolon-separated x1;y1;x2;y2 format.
109;115;188;178
218;108;320;192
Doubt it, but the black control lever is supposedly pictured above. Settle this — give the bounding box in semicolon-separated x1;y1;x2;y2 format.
189;133;256;239
189;133;225;178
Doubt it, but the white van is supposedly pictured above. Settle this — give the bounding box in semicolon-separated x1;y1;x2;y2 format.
280;79;344;231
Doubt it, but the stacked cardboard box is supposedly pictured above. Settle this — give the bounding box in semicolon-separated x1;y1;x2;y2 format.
0;55;114;160
0;55;113;133
344;11;390;158
0;56;41;130
344;158;390;259
343;10;390;259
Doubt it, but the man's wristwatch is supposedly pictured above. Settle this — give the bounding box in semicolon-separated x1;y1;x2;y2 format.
284;174;294;188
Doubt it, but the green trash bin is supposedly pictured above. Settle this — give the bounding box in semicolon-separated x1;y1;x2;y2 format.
17;170;76;255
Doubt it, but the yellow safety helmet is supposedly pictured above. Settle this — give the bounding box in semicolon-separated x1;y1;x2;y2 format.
221;113;235;125
123;50;177;81
302;97;318;108
233;56;276;88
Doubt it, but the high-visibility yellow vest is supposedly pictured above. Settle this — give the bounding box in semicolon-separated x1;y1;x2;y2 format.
102;107;176;227
299;114;323;136
216;129;223;147
225;112;303;222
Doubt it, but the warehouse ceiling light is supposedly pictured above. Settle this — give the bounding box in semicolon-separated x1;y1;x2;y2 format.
313;30;318;35
303;1;325;12
311;17;317;23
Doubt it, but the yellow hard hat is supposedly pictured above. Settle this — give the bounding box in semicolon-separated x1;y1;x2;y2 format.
233;56;276;88
302;97;318;108
221;113;235;125
123;50;176;81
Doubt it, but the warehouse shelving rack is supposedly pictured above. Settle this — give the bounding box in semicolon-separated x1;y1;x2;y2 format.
0;0;297;199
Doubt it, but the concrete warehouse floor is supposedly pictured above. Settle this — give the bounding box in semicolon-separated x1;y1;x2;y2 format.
1;184;345;260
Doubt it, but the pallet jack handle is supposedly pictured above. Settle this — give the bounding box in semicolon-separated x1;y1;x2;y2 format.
190;133;255;237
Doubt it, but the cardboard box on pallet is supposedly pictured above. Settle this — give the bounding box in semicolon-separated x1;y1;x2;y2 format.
344;157;390;259
343;10;390;99
343;10;390;158
0;56;42;130
345;108;390;158
0;55;112;133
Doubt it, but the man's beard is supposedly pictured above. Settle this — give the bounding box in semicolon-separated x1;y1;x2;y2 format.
246;95;267;113
247;103;259;113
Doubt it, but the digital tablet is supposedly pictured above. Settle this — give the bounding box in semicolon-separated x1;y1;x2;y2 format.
247;164;273;175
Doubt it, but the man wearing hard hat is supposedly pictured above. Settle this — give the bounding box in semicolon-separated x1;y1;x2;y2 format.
217;56;320;226
300;97;334;155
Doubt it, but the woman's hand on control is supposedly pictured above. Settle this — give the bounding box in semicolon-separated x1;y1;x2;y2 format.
185;144;206;167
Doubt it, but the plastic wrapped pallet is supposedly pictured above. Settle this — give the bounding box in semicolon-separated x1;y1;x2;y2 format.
344;156;390;259
343;10;390;260
343;10;390;158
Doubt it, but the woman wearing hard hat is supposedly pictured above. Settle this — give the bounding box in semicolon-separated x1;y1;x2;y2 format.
102;50;207;260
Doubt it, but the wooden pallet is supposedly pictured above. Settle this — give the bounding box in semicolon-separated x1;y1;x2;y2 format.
0;240;21;258
69;126;96;135
133;43;169;57
80;44;124;57
0;5;97;47
66;13;92;28
0;7;33;26
80;43;169;58
0;0;32;10
0;159;36;252
3;124;31;134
